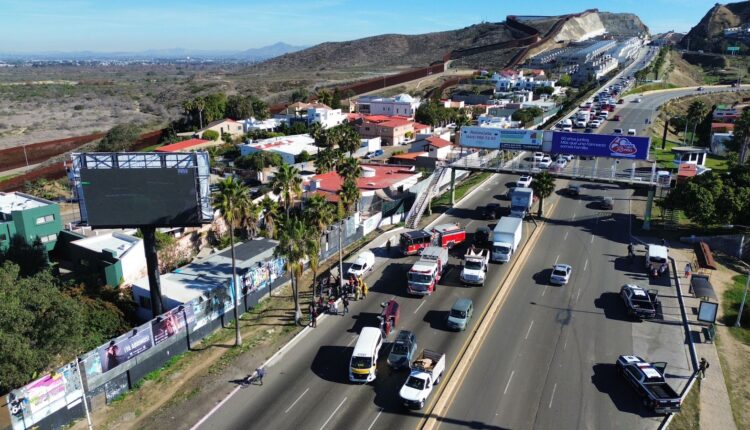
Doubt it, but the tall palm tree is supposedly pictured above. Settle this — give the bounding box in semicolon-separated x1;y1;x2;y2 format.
336;157;362;182
315;147;338;174
530;172;556;217
337;125;361;157
213;176;250;346
304;194;335;299
260;196;279;239
687;100;708;146
275;214;308;324
270;164;302;217
240;200;261;239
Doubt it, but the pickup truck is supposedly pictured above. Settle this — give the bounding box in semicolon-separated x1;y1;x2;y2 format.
616;355;682;414
399;349;446;409
460;248;489;285
620;284;659;320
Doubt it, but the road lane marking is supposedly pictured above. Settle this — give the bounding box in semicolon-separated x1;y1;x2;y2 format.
525;320;534;340
414;300;426;314
285;388;310;413
367;408;384;430
541;286;547;296
584;259;589;271
466;220;475;229
563;231;568;241
189;385;242;430
320;397;347;430
503;370;515;394
554;255;559;265
590;235;595;244
347;336;357;347
575;289;581;303
563;333;569;351
572;211;577;220
549;383;557;408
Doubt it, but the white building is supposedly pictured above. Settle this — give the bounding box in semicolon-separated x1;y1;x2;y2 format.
607;37;642;63
71;232;147;286
355;94;421;118
477;115;517;128
491;71;558;93
239;117;286;133
307;107;347;129
239;134;319;165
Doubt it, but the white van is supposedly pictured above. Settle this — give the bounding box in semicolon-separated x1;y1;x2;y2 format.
349;327;383;383
646;244;668;271
627;129;637;136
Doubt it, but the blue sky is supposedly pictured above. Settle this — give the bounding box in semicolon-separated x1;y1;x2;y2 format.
0;0;712;52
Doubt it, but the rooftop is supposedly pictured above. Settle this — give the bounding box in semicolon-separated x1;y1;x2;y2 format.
424;136;453;148
391;152;427;160
72;232;141;258
155;138;211;153
0;192;52;215
311;163;421;194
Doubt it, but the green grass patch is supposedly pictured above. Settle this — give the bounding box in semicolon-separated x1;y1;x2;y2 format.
0;173;19;182
720;274;750;346
624;82;679;96
139;143;162;152
670;379;700;430
432;172;492;207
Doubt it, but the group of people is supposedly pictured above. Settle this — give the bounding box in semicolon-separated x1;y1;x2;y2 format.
309;274;368;327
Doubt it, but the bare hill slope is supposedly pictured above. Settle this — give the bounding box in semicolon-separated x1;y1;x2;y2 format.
681;1;750;51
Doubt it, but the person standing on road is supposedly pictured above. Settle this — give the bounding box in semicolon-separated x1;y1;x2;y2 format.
342;297;349;316
685;262;692;279
386;238;391;256
256;367;265;385
699;357;710;378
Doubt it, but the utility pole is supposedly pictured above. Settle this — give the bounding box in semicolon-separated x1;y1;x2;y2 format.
737;265;750;328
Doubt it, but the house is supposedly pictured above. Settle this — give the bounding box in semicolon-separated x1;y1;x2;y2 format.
354;94;421;118
411;136;454;160
356;117;415;145
239;117;286;133
389;151;427;166
477;115;518;129
197;119;244;141
352;137;383;158
131;238;282;321
56;230;146;287
711;123;735;134
239;134;318;165
0;192;62;252
155;138;213;153
713;104;748;122
490;69;558;93
307;106;347;129
671;146;711;175
413;123;432;134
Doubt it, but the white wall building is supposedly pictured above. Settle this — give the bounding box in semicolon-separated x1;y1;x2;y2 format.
307;107;347;129
355;94;421;117
239;134;319;165
239;117;286;133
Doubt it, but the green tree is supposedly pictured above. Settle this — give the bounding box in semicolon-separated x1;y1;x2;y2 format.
97;122;141;152
274;213;308;324
533;86;555;97
235;151;283;171
315;147;338;174
213;176;250;347
295;150;312;163
686;100;708;146
202;93;228;124
0;235;49;277
270;164;302;217
530;172;556;217
336;125;361;156
511;107;544;127
291;88;309;103
733;107;750;163
556;74;572;87
202;129;220;141
304;194;335;300
251;97;270;120
260;197;279;239
226;95;253;120
240;200;261;240
337;157;362;182
316;89;333;107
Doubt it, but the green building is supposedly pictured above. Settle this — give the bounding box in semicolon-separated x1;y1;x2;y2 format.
0;192;63;252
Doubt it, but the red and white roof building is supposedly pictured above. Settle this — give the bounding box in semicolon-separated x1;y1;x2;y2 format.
239;134;318;165
155;138;214;153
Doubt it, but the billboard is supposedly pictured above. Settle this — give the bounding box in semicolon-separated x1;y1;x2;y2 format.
151;305;195;345
459;127;543;150
550;132;650;160
98;324;154;373
79;167;202;228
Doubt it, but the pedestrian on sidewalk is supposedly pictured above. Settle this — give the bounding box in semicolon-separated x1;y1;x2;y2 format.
386;238;391;255
699;357;710;379
311;307;318;328
256;367;265;385
342;297;349;315
684;262;692;279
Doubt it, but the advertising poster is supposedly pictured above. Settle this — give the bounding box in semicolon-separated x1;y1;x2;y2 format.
459;126;543;150
9;362;83;430
98;325;154;373
151;305;195;345
551;131;650;160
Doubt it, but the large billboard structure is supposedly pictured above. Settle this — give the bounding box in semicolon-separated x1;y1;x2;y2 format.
70;152;214;316
550;132;651;160
459;127;544;150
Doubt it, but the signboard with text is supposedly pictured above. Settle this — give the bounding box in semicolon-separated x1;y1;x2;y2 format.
550;132;650;160
459;126;543;150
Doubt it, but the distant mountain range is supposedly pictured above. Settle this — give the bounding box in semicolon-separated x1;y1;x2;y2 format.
0;42;308;62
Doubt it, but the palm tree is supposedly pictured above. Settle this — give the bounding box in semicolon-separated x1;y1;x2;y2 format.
260;196;279;239
337;125;361;157
687;100;708;146
315;147;338;174
213;176;250;346
275;213;308;325
270;164;302;217
336;157;362;182
530;172;556;217
240;200;261;239
304;194;335;299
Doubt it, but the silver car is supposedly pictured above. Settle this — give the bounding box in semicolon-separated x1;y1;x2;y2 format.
550;264;572;285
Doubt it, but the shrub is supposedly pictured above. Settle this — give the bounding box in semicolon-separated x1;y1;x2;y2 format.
202;129;220;141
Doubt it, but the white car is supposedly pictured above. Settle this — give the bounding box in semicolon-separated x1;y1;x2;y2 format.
516;175;532;188
538;156;552;169
590;120;602;128
532;152;544;162
553;158;567;169
635;98;642;103
575;120;587;128
562;126;573;132
347;250;375;277
550;264;572;285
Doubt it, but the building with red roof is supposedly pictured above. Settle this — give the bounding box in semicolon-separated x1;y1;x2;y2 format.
155;138;214;153
356;116;415;146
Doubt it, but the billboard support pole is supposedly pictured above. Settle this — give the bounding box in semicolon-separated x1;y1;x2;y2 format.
450;168;456;206
142;227;164;317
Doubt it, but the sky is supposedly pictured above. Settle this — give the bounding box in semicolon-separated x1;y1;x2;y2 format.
0;0;714;53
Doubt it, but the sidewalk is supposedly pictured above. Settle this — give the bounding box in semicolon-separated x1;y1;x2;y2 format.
670;247;738;430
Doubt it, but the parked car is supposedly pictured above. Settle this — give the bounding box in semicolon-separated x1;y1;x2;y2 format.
347;250;375;277
387;330;418;369
612;115;621;121
532;152;544;162
620;285;659;320
480;203;502;219
550;264;572;285
538;157;552;169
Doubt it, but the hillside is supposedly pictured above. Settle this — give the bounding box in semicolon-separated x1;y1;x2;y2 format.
681;1;750;51
248;11;649;75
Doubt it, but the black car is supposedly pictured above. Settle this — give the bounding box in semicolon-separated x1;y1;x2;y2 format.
597;196;614;210
474;226;492;249
387;330;417;369
480;203;502;219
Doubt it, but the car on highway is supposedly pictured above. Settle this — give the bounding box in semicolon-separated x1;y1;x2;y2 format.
616;355;681;414
597;196;614;210
613;128;623;134
347;250;375;277
387;330;418;370
552;158;567;169
634;98;642;103
480;203;502;219
612;114;621;121
538;156;552;169
697;86;704;91
567;183;581;196
620;284;658;320
627;129;637;135
590;119;602;128
516;175;532;188
584;128;594;133
446;298;474;331
550;264;572;285
575;120;587;128
532;152;544;162
562;125;573;132
473;225;492;249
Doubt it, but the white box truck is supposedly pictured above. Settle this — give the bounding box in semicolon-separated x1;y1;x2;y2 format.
492;217;523;263
510;187;534;218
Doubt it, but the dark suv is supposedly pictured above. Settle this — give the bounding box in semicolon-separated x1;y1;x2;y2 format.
387;330;417;369
480;203;502;219
598;196;614;210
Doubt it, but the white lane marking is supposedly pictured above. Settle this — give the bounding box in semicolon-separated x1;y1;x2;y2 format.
346;336;357;347
554;255;559;265
575;289;581;303
590;235;595;244
367;408;384;430
285;388;310;414
189;385;242;430
563;333;569;351
572;211;577;220
466;220;475;229
504;371;515;394
525;320;534;340
563;231;569;241
319;397;347;430
541;286;547;297
584;259;589;271
414;300;426;314
549;384;557;408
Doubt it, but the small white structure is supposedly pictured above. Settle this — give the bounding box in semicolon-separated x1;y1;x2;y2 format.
71;232;146;286
491;70;558;93
239;134;319;165
307;107;347;129
355;94;421;118
239;117;286;133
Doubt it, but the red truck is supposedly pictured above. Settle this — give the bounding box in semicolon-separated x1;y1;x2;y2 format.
399;230;433;256
431;223;466;249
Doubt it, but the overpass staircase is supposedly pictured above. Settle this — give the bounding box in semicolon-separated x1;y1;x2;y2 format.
405;166;448;229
